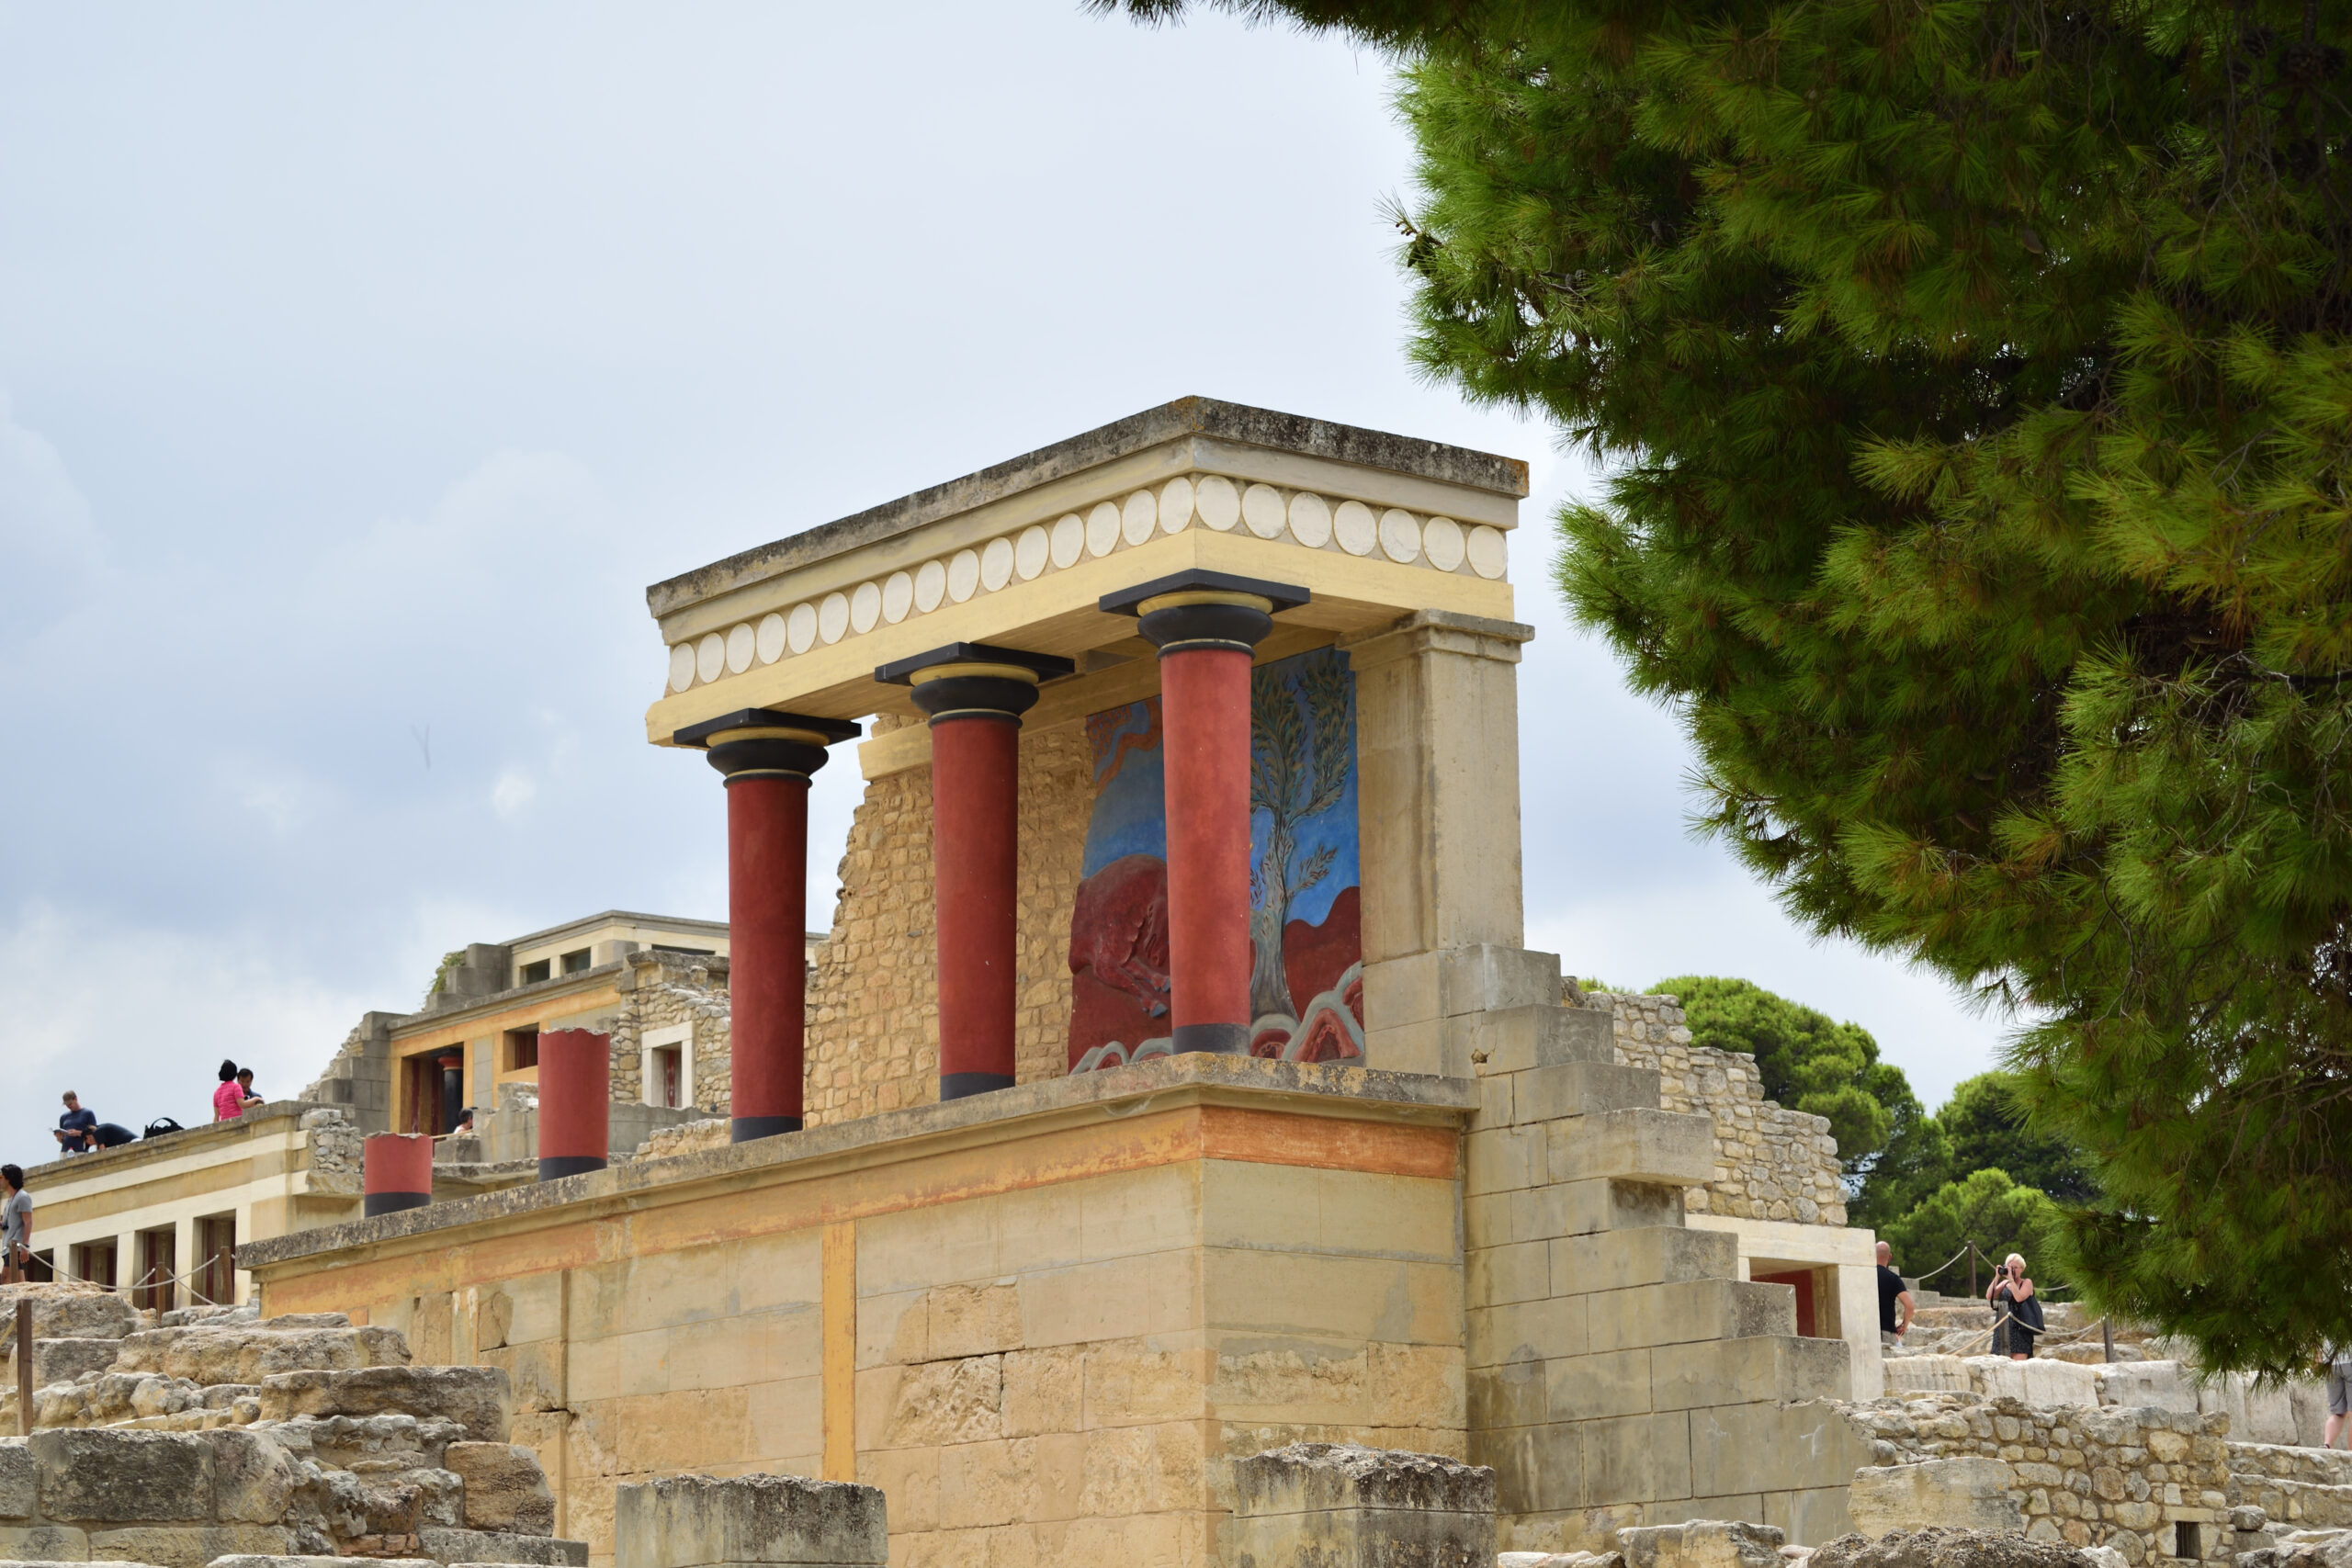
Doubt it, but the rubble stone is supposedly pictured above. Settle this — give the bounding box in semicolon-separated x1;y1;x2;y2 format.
31;1429;210;1523
1620;1520;1787;1568
443;1444;553;1534
258;1368;509;1444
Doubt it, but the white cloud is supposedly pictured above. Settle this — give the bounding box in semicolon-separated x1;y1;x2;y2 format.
0;389;102;637
0;903;376;1157
490;768;537;819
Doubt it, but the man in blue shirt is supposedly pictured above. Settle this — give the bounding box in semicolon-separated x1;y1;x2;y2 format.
52;1091;97;1156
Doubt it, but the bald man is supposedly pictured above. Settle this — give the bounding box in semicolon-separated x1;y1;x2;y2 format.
1876;1240;1915;1348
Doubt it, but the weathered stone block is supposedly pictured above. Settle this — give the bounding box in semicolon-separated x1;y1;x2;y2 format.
418;1527;587;1565
445;1442;555;1534
83;1524;288;1568
1463;1006;1616;1078
198;1431;294;1526
32;1339;124;1387
1548;1111;1717;1188
1648;1334;1851;1411
1847;1459;2026;1537
113;1325;408;1386
0;1291;139;1344
1439;948;1563;1020
209;1558;434;1568
1620;1518;1785;1568
1227;1443;1496;1568
1687;1401;1871;1499
0;1523;92;1561
32;1430;211;1523
614;1473;887;1567
1588;1280;1794;1352
1550;1228;1738;1295
0;1443;28;1521
1515;1064;1663;1126
258;1367;509;1443
1812;1525;2091;1568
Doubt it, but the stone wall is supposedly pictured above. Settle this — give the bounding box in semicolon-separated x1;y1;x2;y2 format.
1844;1393;2232;1563
802;715;1091;1127
607;950;733;1114
1589;990;1849;1228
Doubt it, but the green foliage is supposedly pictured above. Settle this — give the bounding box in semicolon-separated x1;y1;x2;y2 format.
1939;1073;2101;1204
424;950;465;1004
1101;0;2352;1375
1882;1168;2069;1294
1652;976;1928;1201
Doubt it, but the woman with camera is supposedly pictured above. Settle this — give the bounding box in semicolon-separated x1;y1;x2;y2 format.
1988;1252;2043;1359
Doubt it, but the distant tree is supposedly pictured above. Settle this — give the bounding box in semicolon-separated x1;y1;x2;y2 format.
1652;976;1928;1213
1939;1073;2101;1206
1881;1169;2068;1295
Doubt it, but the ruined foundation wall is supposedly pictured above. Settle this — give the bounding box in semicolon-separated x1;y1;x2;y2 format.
804;716;1092;1126
608;951;734;1115
1593;991;1849;1228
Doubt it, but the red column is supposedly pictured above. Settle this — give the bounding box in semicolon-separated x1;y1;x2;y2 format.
931;714;1021;1097
876;643;1074;1101
537;1028;610;1181
1159;644;1257;1053
363;1133;433;1217
729;773;810;1134
673;708;862;1142
1101;570;1307;1056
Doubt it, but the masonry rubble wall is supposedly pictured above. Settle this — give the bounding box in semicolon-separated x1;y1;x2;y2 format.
1585;991;1849;1229
606;951;733;1115
801;715;1091;1127
1840;1393;2233;1564
0;1285;582;1568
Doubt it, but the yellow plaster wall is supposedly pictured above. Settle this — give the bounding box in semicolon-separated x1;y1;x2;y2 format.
804;716;1091;1124
252;1100;1464;1568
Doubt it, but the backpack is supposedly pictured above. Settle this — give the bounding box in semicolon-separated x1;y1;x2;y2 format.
142;1117;183;1139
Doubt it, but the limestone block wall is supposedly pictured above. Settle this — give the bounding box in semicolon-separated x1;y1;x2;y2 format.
803;716;1091;1126
1845;1393;2232;1563
1454;948;1868;1553
1588;992;1849;1228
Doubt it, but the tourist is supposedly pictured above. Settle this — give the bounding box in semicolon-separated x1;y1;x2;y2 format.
1875;1240;1914;1348
1;1166;28;1285
213;1060;246;1122
234;1066;264;1112
1988;1251;2043;1359
452;1107;475;1134
2322;1341;2352;1449
53;1091;97;1156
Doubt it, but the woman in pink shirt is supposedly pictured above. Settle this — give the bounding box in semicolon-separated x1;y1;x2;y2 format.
213;1061;246;1121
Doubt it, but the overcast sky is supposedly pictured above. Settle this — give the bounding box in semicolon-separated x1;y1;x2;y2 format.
0;2;2014;1170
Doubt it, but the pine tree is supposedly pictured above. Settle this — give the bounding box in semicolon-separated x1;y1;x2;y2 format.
1102;0;2352;1373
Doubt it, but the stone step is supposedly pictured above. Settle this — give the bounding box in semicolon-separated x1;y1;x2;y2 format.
417;1528;587;1565
258;1369;510;1445
2231;1443;2352;1489
114;1326;409;1385
0;1290;139;1344
2228;1476;2352;1532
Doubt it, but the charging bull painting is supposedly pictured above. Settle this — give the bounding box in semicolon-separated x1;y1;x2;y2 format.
1068;645;1363;1072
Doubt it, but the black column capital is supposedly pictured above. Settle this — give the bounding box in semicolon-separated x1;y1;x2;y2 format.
674;707;863;784
1100;570;1310;657
876;643;1075;728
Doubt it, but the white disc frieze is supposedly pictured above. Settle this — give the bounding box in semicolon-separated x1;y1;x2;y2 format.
980;536;1015;592
668;642;696;693
1287;491;1332;548
1467;525;1508;580
1050;513;1084;568
882;571;914;624
1159;476;1194;534
913;560;948;614
696;632;726;683
817;592;851;644
1122;490;1158;547
1379;508;1422;563
1422;516;1466;571
1087;502;1122;558
787;602;819;653
756;614;787;664
1333;500;1377;557
1196;475;1240;531
726;623;755;674
850;581;882;635
1242;483;1286;539
1015;525;1050;580
947;548;980;603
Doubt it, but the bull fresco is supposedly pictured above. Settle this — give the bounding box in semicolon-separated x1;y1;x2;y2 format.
1068;645;1363;1072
